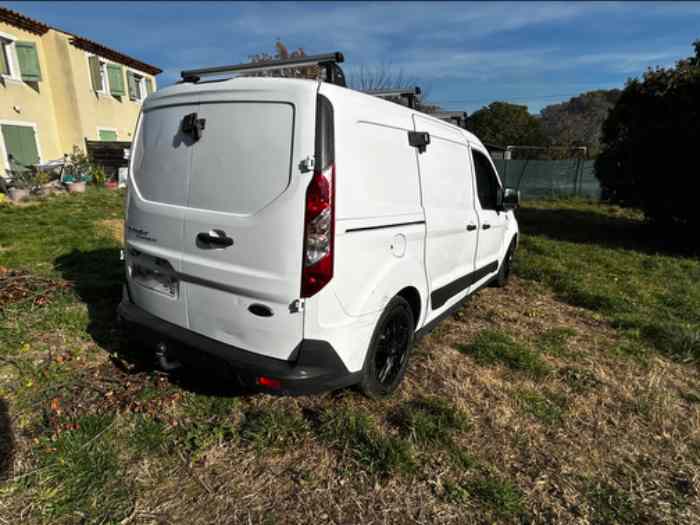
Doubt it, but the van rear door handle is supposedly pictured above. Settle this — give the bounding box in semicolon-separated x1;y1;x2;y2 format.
466;224;477;231
196;230;234;248
482;224;491;230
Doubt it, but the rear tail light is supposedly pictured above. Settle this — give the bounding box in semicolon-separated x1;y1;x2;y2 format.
256;376;281;390
301;164;335;297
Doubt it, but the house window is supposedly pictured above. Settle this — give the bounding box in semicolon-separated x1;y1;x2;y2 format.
0;35;17;79
87;54;109;93
0;33;42;83
127;71;154;102
134;73;143;101
1;123;41;175
127;70;146;102
98;128;118;141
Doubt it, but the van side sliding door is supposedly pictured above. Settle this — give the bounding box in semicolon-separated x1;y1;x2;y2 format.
413;116;479;323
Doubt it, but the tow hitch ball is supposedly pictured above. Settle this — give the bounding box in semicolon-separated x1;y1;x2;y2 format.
156;341;182;372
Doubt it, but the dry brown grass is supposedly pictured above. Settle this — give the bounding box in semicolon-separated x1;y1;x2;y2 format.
2;191;700;523
7;277;689;525
98;218;124;243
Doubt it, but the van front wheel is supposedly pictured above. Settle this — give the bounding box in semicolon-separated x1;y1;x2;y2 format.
359;296;414;399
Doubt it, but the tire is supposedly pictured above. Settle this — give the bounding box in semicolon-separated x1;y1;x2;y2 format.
359;296;415;399
494;239;516;288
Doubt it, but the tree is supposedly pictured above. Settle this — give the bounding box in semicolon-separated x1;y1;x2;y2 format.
539;89;621;155
467;102;547;151
249;44;441;111
595;40;700;225
248;40;319;79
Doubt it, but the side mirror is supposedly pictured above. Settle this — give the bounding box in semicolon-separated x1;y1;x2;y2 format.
499;187;520;211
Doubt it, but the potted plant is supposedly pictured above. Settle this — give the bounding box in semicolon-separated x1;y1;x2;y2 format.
90;164;106;188
66;178;87;193
63;147;91;193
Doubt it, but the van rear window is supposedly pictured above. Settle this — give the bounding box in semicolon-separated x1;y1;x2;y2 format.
132;104;196;206
132;102;294;214
189;102;294;214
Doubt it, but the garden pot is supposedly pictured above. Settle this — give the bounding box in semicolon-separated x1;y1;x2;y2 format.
105;180;118;191
66;181;86;193
7;188;29;202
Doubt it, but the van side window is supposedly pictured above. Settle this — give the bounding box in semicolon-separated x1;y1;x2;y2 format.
472;149;499;210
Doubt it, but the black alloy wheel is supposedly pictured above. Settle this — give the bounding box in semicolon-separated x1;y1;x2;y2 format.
360;296;414;398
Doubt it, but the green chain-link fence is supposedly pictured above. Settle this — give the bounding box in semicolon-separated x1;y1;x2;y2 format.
493;159;600;200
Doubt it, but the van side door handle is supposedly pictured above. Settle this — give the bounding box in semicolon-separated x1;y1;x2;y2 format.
196;229;234;248
466;224;477;231
482;224;491;230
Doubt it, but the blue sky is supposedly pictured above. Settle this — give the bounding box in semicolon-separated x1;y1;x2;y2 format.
7;1;700;113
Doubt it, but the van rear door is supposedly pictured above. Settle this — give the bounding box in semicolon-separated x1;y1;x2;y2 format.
126;100;198;329
180;86;315;360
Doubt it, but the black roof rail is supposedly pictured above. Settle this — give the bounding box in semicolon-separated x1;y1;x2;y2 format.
180;51;346;86
432;111;468;129
363;87;422;109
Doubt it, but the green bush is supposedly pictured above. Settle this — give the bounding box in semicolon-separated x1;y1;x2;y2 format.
596;40;700;226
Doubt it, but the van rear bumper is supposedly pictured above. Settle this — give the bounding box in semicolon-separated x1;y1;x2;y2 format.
117;298;361;396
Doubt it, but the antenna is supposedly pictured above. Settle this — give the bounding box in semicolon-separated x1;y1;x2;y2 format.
180;51;346;86
363;87;422;109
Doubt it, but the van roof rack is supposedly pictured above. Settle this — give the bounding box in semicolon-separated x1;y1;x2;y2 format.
363;87;422;109
432;111;468;129
180;51;346;86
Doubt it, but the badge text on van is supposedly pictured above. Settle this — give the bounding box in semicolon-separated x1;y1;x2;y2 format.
127;225;157;243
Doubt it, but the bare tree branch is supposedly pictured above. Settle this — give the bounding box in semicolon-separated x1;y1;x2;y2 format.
347;63;440;112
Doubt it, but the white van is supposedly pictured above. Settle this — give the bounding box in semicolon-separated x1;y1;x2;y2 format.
117;53;519;398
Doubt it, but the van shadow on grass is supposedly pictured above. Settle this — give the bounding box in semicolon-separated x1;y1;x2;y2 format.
516;206;698;257
53;248;252;398
0;398;14;481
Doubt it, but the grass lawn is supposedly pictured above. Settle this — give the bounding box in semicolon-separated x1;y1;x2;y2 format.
1;190;699;524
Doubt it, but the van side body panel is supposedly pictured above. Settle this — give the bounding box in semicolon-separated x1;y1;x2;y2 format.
304;84;428;372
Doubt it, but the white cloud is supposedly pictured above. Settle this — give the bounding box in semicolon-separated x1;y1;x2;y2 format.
571;49;688;73
225;1;608;59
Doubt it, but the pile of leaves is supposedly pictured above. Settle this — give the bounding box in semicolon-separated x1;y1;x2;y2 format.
0;266;72;311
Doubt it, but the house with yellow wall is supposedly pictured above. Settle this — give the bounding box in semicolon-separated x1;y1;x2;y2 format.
0;6;161;178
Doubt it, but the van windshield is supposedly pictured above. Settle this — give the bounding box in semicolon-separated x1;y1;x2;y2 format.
132;102;294;214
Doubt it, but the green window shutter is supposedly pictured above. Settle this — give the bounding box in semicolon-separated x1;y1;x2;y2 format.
15;41;42;82
98;129;118;141
0;44;9;76
88;55;102;91
106;63;125;96
127;71;137;100
145;77;154;95
1;124;40;172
